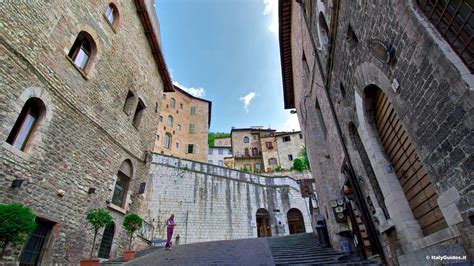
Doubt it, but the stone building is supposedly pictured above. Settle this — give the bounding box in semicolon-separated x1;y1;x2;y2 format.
260;133;280;172
228;127;276;172
154;85;211;163
279;0;472;264
275;131;305;170
0;0;172;263
208;136;232;166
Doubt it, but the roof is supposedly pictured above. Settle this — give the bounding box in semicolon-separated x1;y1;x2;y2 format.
134;0;174;92
275;131;302;137
278;0;295;109
230;128;276;133
172;85;212;127
214;136;230;140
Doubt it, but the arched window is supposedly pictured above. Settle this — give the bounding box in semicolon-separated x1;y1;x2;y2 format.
252;147;259;156
243;136;249;143
163;133;172;149
256;208;272;237
105;3;119;28
170;98;176;108
68;31;97;73
112;160;132;208
318;13;329;59
6;98;46;151
167;115;174;126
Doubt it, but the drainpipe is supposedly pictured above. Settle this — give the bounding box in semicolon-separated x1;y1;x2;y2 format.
299;1;386;263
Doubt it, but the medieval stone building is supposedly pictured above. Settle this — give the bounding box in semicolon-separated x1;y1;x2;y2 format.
279;0;472;264
0;0;172;263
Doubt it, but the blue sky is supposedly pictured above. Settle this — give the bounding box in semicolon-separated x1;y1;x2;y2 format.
155;0;300;133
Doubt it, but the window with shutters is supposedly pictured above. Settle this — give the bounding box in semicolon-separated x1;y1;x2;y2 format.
190;106;196;115
104;3;120;31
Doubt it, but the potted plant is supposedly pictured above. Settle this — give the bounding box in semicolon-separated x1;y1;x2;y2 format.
0;203;36;260
82;208;112;266
122;214;142;261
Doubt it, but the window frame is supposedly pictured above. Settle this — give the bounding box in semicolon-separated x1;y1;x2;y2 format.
103;2;120;32
132;99;146;129
163;133;172;149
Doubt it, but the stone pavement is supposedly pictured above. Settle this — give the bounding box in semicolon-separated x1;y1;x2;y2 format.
124;238;274;266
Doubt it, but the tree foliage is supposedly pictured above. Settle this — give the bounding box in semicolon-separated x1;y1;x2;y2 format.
298;146;311;170
208;132;230;147
123;214;143;250
0;203;36;259
85;208;112;258
292;158;305;172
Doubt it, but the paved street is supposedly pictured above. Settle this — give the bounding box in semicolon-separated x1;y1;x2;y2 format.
125;238;274;265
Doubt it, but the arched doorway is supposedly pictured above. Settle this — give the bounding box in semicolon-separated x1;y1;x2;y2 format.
98;222;115;259
256;208;272;237
369;86;447;235
287;208;305;234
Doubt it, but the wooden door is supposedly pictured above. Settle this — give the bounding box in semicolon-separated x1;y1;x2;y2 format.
19;219;54;265
374;90;447;236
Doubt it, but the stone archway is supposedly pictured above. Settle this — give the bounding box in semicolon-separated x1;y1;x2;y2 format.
98;222;115;258
256;208;272;237
287;208;305;234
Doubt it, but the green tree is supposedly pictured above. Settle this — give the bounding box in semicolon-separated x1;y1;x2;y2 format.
122;214;143;250
208;132;230;147
298;146;311;170
0;203;36;259
292;158;305;172
86;208;112;258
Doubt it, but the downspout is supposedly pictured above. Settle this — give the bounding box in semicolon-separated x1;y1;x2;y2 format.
299;0;387;263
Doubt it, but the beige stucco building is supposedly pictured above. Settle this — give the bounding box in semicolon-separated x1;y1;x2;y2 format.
154;85;211;163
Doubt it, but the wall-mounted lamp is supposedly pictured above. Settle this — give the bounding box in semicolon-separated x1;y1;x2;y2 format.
11;179;24;188
290;110;297;114
88;188;96;194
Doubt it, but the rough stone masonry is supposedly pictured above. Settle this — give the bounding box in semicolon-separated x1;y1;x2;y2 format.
146;153;313;244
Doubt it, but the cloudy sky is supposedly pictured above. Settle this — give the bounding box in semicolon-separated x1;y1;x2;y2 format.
155;0;300;132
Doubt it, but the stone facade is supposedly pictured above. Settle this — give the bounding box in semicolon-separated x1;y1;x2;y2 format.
275;131;305;170
214;136;231;147
279;0;473;264
154;85;211;163
0;0;171;263
229;128;275;172
146;153;313;244
260;134;280;172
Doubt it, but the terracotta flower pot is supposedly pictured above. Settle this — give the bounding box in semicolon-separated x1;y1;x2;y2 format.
123;250;136;261
80;258;100;266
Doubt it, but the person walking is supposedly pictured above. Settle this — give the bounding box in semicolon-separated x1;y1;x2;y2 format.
165;214;176;250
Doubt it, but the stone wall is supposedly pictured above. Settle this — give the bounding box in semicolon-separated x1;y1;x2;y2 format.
0;1;166;263
285;0;472;263
146;153;313;244
276;132;305;169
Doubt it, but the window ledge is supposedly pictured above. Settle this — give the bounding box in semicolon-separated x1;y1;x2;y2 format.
65;55;89;80
2;142;30;161
103;14;117;33
107;203;126;214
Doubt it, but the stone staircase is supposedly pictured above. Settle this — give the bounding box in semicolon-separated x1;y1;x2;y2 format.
266;233;377;265
100;246;164;265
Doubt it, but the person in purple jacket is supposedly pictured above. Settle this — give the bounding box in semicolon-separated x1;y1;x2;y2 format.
165;214;176;250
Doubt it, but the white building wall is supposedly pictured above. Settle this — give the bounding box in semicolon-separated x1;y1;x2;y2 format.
207;147;232;166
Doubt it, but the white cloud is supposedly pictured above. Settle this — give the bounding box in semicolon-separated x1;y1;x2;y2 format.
239;92;257;113
172;81;206;98
263;0;278;35
278;115;301;132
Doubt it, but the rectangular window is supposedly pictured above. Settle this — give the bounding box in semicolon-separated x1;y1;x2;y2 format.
266;142;273;149
255;163;261;170
228;149;232;155
190;106;196;115
180;103;183;110
316;99;328;140
175;142;179;149
133;99;146;128
208;160;213;164
208;148;213;155
417;0;473;72
189;124;195;133
288;154;293;161
218;160;224;166
283;136;291;142
299;133;303;139
186;144;195;154
177;124;181;131
218;149;224;155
